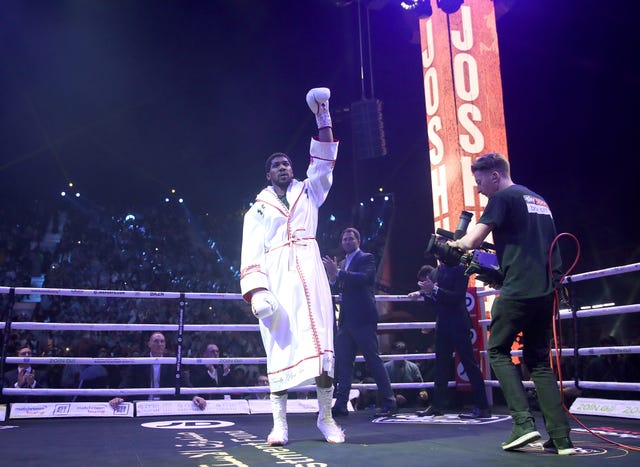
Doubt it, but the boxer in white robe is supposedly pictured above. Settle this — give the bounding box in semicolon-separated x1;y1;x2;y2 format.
240;87;344;446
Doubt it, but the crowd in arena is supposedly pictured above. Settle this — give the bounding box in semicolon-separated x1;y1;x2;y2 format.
1;200;266;392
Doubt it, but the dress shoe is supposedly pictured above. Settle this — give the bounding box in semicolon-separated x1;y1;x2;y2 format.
331;406;349;417
458;407;491;419
416;405;444;417
374;405;398;417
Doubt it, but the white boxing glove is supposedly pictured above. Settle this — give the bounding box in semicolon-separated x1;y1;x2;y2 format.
306;87;332;129
251;290;279;319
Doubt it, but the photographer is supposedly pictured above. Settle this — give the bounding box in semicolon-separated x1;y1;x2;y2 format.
449;152;574;455
409;261;489;419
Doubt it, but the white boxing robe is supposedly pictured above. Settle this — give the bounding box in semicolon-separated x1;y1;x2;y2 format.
240;138;338;392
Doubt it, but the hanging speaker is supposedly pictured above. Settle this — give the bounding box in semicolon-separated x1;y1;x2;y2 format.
350;99;388;159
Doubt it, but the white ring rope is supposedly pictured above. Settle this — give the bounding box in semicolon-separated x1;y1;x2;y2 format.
0;287;430;302
0;287;244;300
3;353;437;366
29;380;640;400
1;260;637;298
2;305;638;332
2;262;640;399
561;262;640;283
10;381;639;399
571;304;640;319
0;322;435;332
1;323;262;332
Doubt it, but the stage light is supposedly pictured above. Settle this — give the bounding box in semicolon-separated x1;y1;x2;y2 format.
437;0;463;15
75;192;80;198
332;0;355;6
164;197;170;203
384;195;389;201
400;0;432;17
401;0;418;11
178;198;184;203
61;191;66;197
329;214;336;222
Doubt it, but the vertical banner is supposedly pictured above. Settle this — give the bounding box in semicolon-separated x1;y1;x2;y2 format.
420;1;508;238
420;1;508;387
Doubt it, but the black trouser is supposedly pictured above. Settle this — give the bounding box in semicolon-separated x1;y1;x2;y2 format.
487;294;570;438
333;323;395;409
433;314;488;410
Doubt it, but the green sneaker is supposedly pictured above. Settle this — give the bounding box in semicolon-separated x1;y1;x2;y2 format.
501;424;541;451
553;437;576;455
542;437;576;455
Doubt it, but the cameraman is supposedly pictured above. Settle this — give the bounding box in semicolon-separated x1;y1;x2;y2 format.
408;262;489;419
449;152;573;455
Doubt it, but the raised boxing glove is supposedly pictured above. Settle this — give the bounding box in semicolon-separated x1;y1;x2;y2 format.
306;87;332;129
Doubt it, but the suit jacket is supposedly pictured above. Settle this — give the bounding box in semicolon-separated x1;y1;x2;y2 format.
2;367;49;403
430;263;472;329
119;362;191;400
189;364;234;399
335;249;378;327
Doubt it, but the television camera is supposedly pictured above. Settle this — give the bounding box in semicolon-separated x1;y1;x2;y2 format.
425;211;504;287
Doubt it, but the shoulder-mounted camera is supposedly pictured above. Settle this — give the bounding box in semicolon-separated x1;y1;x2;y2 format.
424;211;504;287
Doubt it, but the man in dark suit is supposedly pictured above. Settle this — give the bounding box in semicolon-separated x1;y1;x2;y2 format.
2;345;48;404
322;227;397;417
109;332;206;409
408;262;490;418
189;343;234;399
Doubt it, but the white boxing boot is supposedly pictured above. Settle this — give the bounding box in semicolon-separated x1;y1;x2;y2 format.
316;386;345;444
306;87;332;129
267;393;288;446
251;290;279;319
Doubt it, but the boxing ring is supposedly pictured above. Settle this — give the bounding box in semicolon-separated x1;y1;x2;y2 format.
1;263;639;465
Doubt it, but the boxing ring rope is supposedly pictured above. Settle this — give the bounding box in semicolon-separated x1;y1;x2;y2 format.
2;263;640;401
